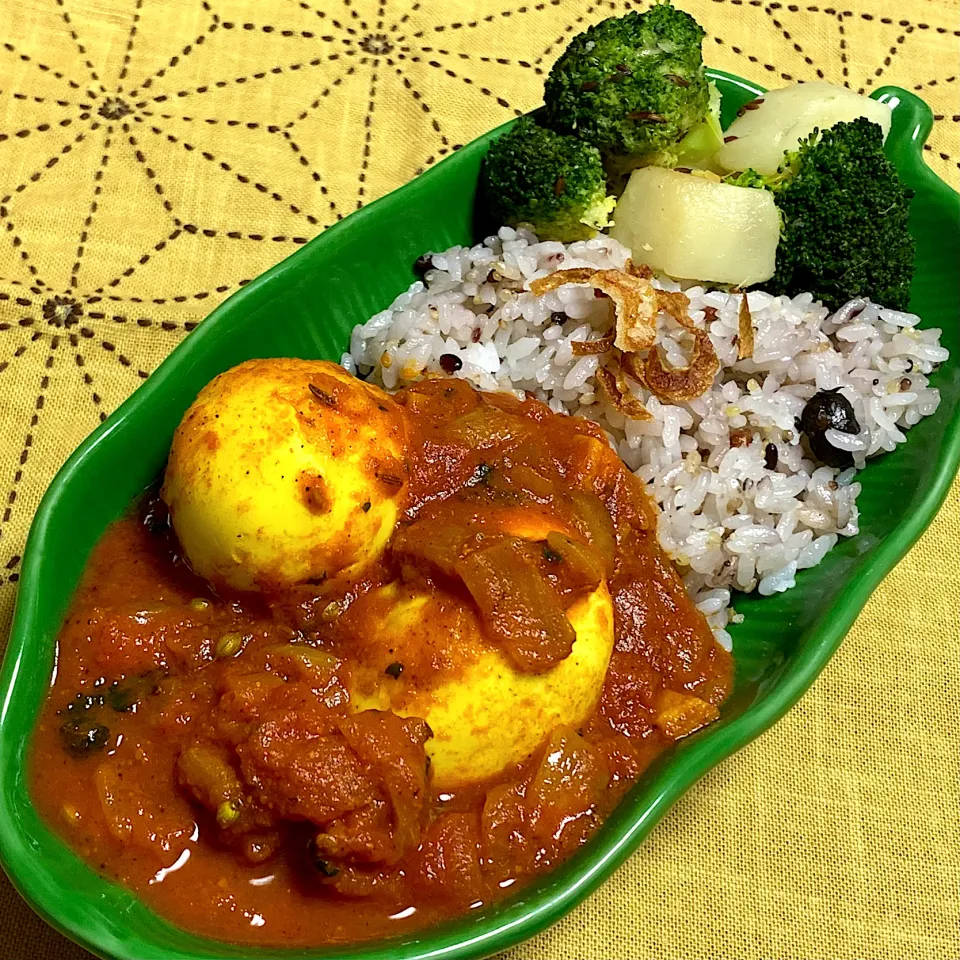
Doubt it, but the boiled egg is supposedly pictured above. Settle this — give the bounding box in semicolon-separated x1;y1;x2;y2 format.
162;358;409;594
347;579;614;789
346;510;615;788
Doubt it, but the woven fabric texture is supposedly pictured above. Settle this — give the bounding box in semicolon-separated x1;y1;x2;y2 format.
0;1;958;958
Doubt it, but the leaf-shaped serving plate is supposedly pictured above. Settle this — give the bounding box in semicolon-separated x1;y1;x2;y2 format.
1;72;958;960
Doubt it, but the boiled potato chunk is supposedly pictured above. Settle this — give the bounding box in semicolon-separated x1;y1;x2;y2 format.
717;81;892;175
162;358;409;594
610;167;780;287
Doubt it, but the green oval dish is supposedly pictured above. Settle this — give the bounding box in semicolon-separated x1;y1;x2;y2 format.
0;72;958;960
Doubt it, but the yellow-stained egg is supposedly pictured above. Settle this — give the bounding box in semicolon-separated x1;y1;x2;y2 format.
162;358;409;594
347;580;614;789
346;512;616;788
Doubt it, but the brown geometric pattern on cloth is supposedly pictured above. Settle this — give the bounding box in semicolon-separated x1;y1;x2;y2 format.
0;1;958;959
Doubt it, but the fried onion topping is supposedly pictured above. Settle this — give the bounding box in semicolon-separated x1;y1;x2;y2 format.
596;364;653;421
571;332;615;356
737;293;755;360
643;327;720;403
530;268;658;354
530;267;721;411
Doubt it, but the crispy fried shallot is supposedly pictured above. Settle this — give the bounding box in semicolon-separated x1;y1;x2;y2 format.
530;268;658;354
654;290;695;329
737;293;755;360
530;267;720;410
640;289;721;403
595;364;653;421
618;349;646;387
571;333;615;356
624;259;654;280
644;328;720;404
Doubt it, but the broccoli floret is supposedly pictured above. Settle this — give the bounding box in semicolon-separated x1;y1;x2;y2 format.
739;118;915;310
481;116;615;242
657;80;723;169
723;167;778;190
543;3;710;174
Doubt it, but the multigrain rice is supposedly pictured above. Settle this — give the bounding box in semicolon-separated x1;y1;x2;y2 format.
346;227;948;650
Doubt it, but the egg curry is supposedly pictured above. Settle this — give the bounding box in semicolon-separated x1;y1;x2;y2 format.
30;359;732;947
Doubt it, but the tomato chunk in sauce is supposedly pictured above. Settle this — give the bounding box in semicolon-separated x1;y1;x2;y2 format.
30;377;732;947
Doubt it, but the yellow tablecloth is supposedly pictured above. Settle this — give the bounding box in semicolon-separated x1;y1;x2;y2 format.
0;1;957;958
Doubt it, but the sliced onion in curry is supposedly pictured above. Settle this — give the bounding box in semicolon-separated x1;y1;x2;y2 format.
442;407;530;450
543;531;605;593
566;490;617;578
525;726;610;841
392;521;480;580
487;461;555;501
454;537;577;672
176;744;244;815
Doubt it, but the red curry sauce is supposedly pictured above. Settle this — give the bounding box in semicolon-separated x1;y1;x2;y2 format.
30;377;732;947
